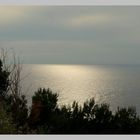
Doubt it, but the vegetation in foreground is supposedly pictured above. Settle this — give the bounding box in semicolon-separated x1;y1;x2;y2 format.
0;52;140;134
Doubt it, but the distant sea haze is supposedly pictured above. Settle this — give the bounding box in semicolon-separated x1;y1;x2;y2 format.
21;64;140;114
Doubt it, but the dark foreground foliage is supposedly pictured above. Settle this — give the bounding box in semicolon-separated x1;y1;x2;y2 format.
1;59;140;134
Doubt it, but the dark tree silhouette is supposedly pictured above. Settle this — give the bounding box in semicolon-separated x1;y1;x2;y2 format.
29;88;58;131
0;60;9;98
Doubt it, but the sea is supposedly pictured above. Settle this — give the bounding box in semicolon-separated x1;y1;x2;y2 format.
21;64;140;114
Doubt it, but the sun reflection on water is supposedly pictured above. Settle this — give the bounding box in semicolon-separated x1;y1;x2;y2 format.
23;64;106;106
22;64;140;114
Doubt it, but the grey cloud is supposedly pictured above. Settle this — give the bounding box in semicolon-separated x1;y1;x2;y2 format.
0;6;140;64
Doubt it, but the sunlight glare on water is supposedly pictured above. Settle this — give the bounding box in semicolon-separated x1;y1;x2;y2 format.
22;64;140;113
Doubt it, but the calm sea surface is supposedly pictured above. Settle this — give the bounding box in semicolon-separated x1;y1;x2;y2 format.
21;64;140;113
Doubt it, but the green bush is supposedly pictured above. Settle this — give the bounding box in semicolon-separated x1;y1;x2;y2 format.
0;103;16;134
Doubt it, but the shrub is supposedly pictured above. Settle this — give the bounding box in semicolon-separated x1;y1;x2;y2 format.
29;88;58;130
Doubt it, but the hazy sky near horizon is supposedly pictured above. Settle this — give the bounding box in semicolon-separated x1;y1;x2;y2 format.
0;6;140;64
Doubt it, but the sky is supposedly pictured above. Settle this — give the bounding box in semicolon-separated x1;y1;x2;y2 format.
0;6;140;65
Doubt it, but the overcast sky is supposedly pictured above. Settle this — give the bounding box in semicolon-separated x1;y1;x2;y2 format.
0;6;140;64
